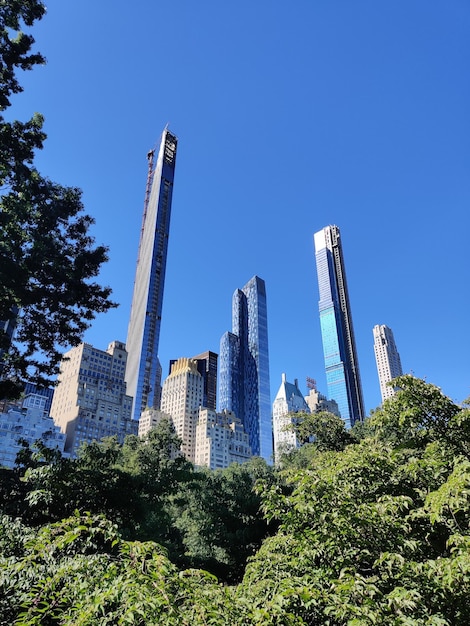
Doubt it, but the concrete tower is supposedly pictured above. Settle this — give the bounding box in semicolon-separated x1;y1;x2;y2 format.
373;324;403;402
161;357;203;463
170;351;218;411
219;276;272;461
125;128;177;420
314;225;365;428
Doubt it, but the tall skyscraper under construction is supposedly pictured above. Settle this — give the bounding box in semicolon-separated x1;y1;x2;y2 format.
125;128;177;421
218;276;272;461
314;225;365;428
373;324;403;402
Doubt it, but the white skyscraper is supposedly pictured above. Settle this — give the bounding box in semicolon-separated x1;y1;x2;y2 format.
373;324;403;402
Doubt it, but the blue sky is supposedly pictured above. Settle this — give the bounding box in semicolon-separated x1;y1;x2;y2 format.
12;0;470;412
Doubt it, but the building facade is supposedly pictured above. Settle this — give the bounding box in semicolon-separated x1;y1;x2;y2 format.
373;324;403;402
218;276;272;461
50;341;137;456
170;351;218;411
304;386;340;416
138;406;173;438
160;357;204;463
195;408;251;470
272;374;310;460
0;394;65;469
314;225;365;428
125;128;178;421
192;351;218;411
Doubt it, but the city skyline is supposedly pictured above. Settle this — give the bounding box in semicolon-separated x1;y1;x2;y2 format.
314;225;365;428
19;2;470;411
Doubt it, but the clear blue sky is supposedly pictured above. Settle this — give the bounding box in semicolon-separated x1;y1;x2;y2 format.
12;0;470;412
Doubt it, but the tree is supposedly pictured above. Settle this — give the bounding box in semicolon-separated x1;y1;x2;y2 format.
286;411;356;450
169;458;274;583
1;378;469;623
0;0;115;398
239;377;470;625
364;375;464;452
0;512;243;625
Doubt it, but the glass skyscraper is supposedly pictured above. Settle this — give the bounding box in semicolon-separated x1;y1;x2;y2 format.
125;128;177;421
218;276;272;461
314;225;365;428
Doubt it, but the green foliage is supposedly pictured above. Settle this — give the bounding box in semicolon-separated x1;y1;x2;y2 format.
0;0;115;397
364;375;462;451
239;377;470;625
1;377;469;623
0;512;241;625
169;458;274;582
0;0;46;111
291;410;357;451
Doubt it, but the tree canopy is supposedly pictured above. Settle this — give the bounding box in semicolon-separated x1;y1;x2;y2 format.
0;376;469;624
0;0;115;398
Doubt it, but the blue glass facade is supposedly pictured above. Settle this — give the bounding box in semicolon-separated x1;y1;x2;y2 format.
314;226;365;428
125;129;177;420
218;276;272;461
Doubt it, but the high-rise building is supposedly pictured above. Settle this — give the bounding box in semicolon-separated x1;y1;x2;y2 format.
373;324;403;402
160;357;204;463
218;276;272;461
272;374;310;460
195;408;252;470
0;382;54;417
138;406;173;438
170;351;218;411
0;401;65;469
125;128;178;421
50;341;137;455
314;225;365;428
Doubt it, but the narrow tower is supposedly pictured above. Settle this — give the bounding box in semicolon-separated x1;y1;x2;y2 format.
314;225;365;428
125;128;177;420
219;276;272;461
373;324;403;402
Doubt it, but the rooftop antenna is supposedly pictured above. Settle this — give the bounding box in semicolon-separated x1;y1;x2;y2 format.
306;377;317;391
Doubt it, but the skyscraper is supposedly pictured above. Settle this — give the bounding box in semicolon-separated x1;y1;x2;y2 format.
373;324;403;402
161;357;204;463
125;128;177;421
170;351;218;411
314;225;365;428
50;341;137;455
218;276;272;461
193;351;218;411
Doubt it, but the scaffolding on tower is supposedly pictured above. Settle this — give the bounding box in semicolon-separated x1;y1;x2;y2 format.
136;147;156;266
